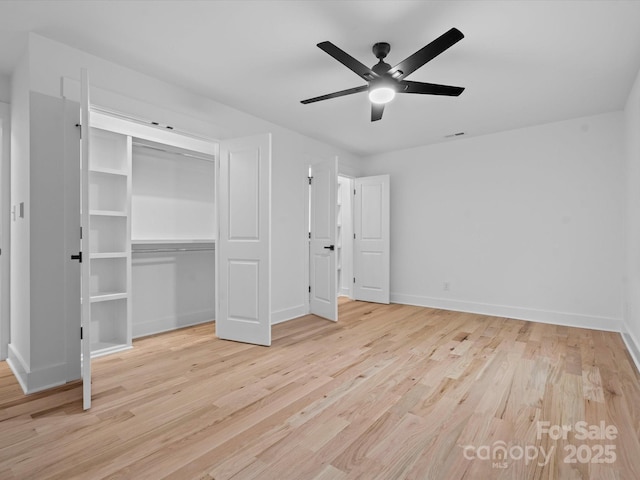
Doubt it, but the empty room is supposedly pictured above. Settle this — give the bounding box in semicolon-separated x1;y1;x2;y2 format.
0;1;640;479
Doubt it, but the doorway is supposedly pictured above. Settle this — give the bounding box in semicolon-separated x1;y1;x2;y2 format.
308;169;391;314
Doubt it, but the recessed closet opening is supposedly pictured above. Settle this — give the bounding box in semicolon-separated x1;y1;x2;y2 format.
130;140;216;338
86;114;217;361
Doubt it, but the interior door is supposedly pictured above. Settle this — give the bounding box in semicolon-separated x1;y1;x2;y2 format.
354;175;390;304
309;158;338;321
80;69;92;409
216;134;272;346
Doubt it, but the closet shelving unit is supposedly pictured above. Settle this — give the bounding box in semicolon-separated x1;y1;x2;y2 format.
88;127;132;357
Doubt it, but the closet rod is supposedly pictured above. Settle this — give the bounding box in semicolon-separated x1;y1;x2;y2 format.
132;141;214;163
133;247;215;254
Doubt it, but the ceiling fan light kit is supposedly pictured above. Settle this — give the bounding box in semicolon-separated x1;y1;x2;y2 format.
368;85;396;104
301;28;465;121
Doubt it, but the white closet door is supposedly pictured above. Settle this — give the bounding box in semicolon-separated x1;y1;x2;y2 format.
354;175;390;304
216;134;271;346
80;69;92;409
309;158;338;321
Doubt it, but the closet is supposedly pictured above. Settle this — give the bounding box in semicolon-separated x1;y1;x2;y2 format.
87;112;216;358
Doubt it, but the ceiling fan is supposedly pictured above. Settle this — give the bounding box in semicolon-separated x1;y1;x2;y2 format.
301;27;465;122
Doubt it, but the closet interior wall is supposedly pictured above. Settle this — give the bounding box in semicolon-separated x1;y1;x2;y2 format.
131;141;216;338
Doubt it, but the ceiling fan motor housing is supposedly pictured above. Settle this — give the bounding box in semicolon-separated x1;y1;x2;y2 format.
372;43;392;76
372;42;390;60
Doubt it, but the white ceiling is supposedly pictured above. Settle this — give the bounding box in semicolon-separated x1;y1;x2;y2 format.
1;1;640;157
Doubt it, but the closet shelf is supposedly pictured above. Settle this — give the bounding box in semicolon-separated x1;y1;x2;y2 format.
131;239;215;245
90;252;128;259
90;209;127;217
90;166;128;177
90;292;128;303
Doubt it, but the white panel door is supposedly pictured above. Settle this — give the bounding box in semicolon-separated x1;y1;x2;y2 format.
217;134;271;346
309;158;338;322
80;69;92;409
354;175;390;304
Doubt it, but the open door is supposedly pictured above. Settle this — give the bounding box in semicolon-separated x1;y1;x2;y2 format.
354;175;390;304
80;69;92;409
309;158;338;321
216;134;272;346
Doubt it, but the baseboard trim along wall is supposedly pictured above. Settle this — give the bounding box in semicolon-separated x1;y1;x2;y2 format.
391;293;622;333
133;310;214;339
7;344;69;394
621;323;640;375
272;304;307;325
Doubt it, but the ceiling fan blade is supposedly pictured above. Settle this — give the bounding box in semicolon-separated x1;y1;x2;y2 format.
371;103;384;122
301;85;368;104
400;80;464;96
317;41;379;81
389;28;464;80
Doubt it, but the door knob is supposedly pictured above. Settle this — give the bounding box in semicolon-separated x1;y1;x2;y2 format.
323;245;335;251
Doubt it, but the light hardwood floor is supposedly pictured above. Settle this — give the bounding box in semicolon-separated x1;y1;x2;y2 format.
1;300;640;479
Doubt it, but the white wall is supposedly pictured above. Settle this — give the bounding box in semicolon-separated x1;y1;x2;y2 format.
362;112;625;330
8;49;31;384
0;73;10;104
624;66;640;368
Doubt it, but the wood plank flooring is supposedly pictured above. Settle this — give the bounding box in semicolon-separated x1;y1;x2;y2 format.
1;300;640;479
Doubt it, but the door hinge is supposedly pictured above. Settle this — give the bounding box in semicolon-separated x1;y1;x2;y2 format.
354;189;356;195
308;285;311;293
353;233;356;239
75;123;82;138
353;277;356;283
308;176;313;185
308;232;311;239
80;326;83;340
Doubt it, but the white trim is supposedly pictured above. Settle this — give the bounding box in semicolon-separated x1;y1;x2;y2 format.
272;304;308;325
92;111;217;157
60;77;219;150
621;322;640;374
391;293;622;332
0;101;10;360
132;312;214;339
7;344;70;394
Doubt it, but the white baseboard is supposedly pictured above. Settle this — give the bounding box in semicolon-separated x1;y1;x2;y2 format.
7;344;69;394
7;344;28;394
133;309;214;338
621;322;640;375
390;293;622;332
272;304;308;325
